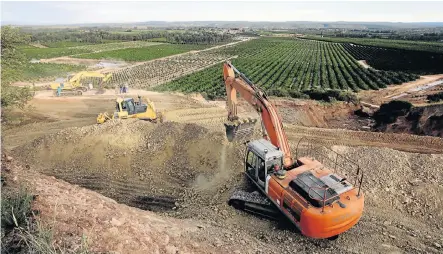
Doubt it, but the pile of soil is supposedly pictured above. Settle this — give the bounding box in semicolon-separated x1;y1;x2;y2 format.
12;120;244;215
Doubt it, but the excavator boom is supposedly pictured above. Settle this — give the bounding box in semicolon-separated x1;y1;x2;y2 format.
50;71;112;95
223;61;293;168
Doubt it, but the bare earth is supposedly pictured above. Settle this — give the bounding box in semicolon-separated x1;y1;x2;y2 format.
2;90;443;253
359;74;443;105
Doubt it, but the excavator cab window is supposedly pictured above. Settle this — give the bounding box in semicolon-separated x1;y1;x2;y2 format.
246;150;257;181
121;101;127;111
258;160;266;183
126;100;135;115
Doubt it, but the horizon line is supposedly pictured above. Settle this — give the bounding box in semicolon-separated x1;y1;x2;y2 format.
4;20;443;26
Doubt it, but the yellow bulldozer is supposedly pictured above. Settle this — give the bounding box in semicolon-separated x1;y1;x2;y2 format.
51;71;112;96
97;96;163;124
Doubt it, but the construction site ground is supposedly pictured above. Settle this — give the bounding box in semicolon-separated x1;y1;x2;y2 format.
2;89;443;254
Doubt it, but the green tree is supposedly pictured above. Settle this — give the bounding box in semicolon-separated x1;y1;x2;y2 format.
1;26;33;109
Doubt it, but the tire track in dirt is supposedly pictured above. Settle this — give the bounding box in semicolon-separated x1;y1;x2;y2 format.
164;107;443;154
285;125;443;154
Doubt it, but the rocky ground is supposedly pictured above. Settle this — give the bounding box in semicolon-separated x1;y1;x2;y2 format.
2;90;443;253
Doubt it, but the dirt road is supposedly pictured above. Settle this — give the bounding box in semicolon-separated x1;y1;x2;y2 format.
359;74;443;105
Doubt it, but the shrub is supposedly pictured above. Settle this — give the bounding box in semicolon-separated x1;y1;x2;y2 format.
373;100;413;125
1;188;34;230
267;88;289;97
288;90;309;99
296;89;359;103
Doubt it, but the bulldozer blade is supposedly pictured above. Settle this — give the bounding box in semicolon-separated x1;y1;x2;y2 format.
224;118;257;142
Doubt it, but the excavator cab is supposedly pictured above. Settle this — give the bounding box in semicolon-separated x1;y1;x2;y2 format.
244;139;285;190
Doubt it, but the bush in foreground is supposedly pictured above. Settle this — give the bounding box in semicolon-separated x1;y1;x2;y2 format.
1;188;90;253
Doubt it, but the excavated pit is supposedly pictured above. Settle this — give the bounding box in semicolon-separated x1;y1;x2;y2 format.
12;120;246;215
11;119;443;253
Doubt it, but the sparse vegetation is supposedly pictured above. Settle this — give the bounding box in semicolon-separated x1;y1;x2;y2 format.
1;26;34;109
1;188;34;230
1;184;90;253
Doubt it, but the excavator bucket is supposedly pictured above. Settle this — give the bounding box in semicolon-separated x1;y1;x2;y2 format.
224;118;257;142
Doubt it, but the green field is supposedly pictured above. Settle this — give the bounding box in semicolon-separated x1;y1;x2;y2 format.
42;41;98;48
22;47;92;59
5;63;84;84
156;37;419;99
21;41;163;59
76;44;207;61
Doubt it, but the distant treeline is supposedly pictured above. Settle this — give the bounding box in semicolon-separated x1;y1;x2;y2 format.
28;30;233;45
329;31;443;42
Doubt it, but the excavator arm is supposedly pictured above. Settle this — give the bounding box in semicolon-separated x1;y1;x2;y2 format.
223;62;293;168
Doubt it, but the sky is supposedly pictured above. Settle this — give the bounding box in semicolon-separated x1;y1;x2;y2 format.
1;1;442;25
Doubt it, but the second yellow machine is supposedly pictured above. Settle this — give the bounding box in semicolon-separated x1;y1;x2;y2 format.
97;96;163;124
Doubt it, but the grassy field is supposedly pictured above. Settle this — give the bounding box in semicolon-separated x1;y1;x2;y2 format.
22;47;92;59
22;63;84;80
6;63;84;84
21;41;163;59
156;37;419;98
76;44;207;61
42;41;97;48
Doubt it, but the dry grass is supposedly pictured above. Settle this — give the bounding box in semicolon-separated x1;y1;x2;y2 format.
1;187;90;253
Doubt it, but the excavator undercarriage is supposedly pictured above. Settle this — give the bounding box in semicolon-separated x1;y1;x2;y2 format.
228;189;280;220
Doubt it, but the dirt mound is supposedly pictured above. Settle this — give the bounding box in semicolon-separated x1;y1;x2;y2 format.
12;120;243;215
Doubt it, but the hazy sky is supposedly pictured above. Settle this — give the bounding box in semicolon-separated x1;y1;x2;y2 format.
1;1;442;25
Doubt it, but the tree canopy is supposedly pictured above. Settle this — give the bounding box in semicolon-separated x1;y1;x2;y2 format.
1;26;34;109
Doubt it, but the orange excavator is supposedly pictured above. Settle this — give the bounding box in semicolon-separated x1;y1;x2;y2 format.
223;61;364;240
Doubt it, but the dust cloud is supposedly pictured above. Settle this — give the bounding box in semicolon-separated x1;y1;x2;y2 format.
192;141;233;191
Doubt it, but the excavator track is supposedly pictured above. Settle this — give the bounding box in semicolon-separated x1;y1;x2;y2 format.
131;195;177;211
228;190;280;220
55;91;83;97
